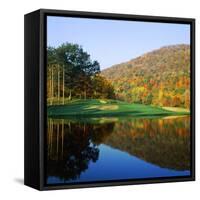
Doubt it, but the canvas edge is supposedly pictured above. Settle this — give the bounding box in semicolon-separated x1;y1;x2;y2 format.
24;8;195;191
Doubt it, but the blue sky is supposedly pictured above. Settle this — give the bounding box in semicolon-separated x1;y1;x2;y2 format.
47;16;190;70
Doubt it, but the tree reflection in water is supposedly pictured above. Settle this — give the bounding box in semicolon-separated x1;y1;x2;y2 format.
47;119;114;181
46;116;190;183
103;116;190;171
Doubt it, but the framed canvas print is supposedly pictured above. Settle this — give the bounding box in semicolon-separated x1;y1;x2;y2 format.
24;9;195;190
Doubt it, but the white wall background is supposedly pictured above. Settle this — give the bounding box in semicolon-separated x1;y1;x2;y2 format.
0;0;198;198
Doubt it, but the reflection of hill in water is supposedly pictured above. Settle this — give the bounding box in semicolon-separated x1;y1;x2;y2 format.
46;116;190;181
103;117;190;171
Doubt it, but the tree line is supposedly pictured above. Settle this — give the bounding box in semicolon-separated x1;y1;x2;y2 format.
47;43;115;105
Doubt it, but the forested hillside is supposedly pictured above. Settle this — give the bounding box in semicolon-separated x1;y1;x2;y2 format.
102;44;190;108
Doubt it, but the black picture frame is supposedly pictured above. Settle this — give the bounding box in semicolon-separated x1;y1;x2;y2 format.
24;9;195;191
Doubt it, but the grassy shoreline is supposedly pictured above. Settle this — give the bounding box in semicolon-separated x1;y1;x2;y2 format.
47;99;190;118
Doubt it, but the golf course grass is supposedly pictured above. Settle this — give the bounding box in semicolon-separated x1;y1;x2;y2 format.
47;99;190;118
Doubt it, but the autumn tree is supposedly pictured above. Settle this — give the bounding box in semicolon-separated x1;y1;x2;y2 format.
47;43;115;104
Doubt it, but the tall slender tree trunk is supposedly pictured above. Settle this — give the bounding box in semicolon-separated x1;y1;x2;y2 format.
58;65;60;104
84;89;87;100
68;89;71;100
49;66;52;105
51;66;54;105
94;90;96;99
62;66;65;105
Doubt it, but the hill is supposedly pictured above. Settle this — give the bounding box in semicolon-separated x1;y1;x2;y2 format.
101;44;190;108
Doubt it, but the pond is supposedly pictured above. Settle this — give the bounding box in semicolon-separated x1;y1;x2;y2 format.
45;116;190;185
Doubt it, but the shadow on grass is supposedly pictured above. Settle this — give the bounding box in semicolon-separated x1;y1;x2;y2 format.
47;99;189;119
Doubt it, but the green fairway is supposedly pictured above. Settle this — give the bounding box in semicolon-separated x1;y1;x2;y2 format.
47;99;190;118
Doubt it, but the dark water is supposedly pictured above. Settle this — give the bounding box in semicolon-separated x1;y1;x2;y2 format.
46;116;190;185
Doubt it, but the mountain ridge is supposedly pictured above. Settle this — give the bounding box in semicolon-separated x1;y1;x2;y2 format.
102;44;189;75
101;44;190;108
